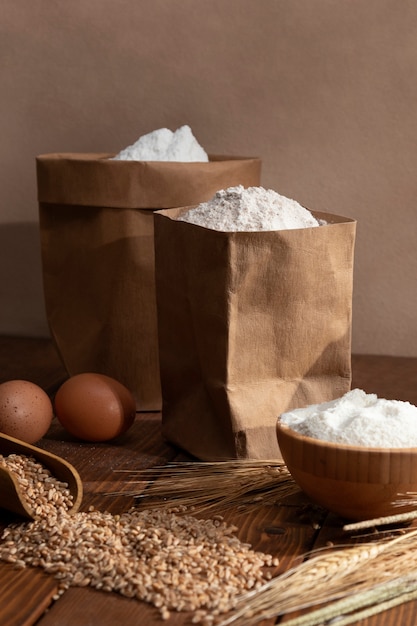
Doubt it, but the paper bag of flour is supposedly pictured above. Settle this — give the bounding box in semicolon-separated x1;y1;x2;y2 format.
36;153;261;410
154;206;356;459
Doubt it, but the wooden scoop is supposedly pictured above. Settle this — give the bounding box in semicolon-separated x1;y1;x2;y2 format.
0;432;83;519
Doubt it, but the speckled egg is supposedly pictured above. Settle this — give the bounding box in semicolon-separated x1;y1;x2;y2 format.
54;373;136;442
0;380;53;443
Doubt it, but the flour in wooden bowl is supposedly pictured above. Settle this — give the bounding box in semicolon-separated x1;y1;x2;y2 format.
280;388;417;448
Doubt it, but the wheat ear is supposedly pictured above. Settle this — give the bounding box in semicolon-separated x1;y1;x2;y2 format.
115;460;300;512
216;529;417;626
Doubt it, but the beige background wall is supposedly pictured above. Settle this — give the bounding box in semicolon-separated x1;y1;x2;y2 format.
1;0;416;355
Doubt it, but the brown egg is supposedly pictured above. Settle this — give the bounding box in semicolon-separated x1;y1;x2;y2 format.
0;380;53;444
54;373;136;442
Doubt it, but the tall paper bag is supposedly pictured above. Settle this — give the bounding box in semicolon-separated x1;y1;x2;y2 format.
154;207;356;459
37;153;261;410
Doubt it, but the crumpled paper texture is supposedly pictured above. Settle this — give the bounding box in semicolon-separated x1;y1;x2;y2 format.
154;207;356;459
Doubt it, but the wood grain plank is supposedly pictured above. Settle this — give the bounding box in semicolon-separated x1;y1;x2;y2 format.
36;413;180;503
28;587;164;626
0;563;59;626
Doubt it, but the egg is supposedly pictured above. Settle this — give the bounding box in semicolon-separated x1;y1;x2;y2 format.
54;373;136;442
0;380;53;443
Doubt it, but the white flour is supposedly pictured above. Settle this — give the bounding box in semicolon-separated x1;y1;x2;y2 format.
280;389;417;448
113;125;208;162
177;185;322;232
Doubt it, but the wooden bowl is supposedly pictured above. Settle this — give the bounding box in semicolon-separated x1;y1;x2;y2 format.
276;418;417;521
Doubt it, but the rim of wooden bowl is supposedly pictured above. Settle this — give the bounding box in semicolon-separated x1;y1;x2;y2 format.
276;418;417;484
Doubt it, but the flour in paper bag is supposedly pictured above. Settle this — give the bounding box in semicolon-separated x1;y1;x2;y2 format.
113;125;209;162
177;185;323;231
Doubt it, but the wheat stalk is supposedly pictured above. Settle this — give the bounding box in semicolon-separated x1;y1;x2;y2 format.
343;509;417;532
275;575;417;626
115;460;300;513
342;492;417;531
215;528;417;626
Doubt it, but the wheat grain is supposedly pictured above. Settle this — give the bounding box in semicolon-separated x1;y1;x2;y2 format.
0;453;73;515
0;454;278;620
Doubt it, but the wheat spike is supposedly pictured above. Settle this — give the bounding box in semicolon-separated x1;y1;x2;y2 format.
216;528;417;626
343;509;417;531
275;575;417;626
115;460;300;512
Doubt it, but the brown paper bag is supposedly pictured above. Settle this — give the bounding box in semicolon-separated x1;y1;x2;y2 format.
154;207;356;459
36;153;261;410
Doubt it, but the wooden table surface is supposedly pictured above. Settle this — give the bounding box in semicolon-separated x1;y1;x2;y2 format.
1;335;417;626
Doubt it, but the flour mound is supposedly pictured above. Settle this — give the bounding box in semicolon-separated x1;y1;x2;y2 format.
177;185;321;232
281;389;417;448
113;125;208;162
